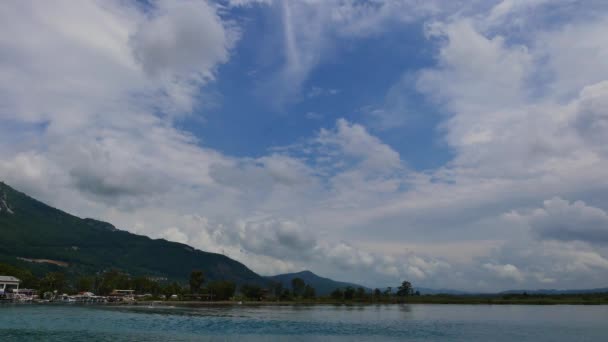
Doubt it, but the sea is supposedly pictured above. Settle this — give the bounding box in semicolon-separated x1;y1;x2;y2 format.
0;303;606;341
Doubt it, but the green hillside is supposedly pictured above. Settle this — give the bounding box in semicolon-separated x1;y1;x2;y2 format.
0;182;265;286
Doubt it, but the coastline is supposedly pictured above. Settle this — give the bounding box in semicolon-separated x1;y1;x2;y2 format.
4;297;607;306
136;298;608;305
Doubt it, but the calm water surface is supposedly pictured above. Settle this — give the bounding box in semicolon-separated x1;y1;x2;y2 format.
0;304;606;341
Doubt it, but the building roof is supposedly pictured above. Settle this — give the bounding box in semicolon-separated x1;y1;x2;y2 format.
0;275;21;283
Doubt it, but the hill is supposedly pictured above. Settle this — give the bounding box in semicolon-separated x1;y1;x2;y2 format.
0;182;266;286
415;287;470;295
266;270;368;296
499;288;608;295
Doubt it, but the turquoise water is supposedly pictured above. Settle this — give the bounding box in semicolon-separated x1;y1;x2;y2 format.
0;304;607;341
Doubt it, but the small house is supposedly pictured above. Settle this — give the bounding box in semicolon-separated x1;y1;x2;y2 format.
0;275;21;297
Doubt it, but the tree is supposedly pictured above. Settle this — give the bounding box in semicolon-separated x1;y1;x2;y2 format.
163;282;184;298
76;276;95;292
132;276;161;295
280;288;292;300
330;288;344;300
397;280;413;297
355;287;366;300
39;272;67;294
303;285;316;299
95;269;130;295
291;277;305;297
269;281;283;299
373;288;382;298
189;270;205;294
343;286;355;300
240;284;263;300
207;280;236;301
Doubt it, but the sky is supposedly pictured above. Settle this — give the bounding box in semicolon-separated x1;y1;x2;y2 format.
1;0;608;291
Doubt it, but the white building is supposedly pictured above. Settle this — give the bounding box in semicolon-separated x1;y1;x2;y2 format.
0;275;21;296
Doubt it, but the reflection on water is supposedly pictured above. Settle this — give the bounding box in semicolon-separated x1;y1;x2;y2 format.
398;304;413;313
1;304;607;341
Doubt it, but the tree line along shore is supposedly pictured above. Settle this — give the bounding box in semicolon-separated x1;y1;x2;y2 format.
2;263;607;305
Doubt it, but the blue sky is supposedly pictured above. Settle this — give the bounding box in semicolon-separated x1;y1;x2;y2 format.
2;0;608;291
187;8;449;171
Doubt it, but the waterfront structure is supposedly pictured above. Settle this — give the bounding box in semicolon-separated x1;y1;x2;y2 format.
0;275;20;298
58;292;108;303
14;288;36;296
109;289;135;302
110;289;135;296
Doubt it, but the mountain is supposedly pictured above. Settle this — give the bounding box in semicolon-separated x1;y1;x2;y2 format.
415;288;608;296
499;288;608;295
266;270;368;296
0;182;266;285
414;287;470;295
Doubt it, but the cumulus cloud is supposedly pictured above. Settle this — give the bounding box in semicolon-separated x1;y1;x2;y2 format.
159;227;190;244
476;238;608;290
145;213;453;287
129;0;235;115
405;255;451;281
574;81;608;155
0;0;234;125
332;0;608;288
131;1;230;78
513;197;608;244
483;263;525;283
316;119;403;172
3;0;608;291
0;0;232;200
234;219;317;260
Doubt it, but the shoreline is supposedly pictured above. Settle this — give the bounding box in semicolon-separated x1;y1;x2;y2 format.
135;299;608;306
3;298;607;306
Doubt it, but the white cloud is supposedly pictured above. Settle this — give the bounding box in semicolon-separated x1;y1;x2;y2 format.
574;81;608;156
159;227;190;244
129;0;234;115
535;14;608;100
3;0;608;291
484;0;553;27
483;263;525;283
513;197;608;244
227;0;272;7
148;213;452;287
0;0;233;199
418;18;533;146
0;0;234;126
131;1;230;77
316;119;403;172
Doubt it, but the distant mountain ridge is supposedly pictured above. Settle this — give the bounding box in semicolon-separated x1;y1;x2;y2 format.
266;273;475;296
414;287;471;295
416;288;608;295
0;181;266;285
266;270;368;296
499;288;608;295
